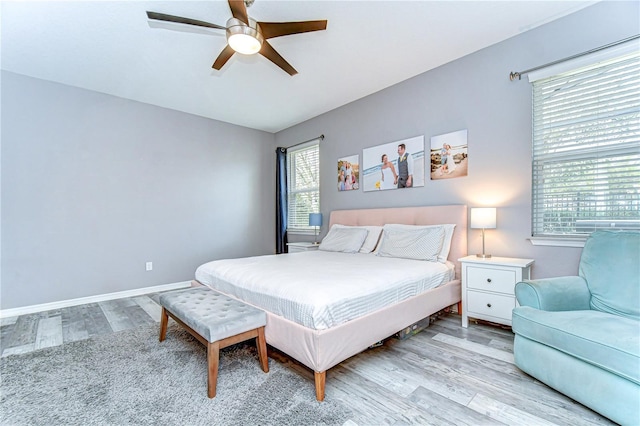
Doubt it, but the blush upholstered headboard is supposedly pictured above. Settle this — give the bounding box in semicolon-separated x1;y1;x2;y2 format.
329;205;468;278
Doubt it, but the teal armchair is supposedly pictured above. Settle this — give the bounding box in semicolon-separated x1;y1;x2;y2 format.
512;230;640;426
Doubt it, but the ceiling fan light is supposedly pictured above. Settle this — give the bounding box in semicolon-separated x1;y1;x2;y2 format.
228;33;261;54
227;18;263;55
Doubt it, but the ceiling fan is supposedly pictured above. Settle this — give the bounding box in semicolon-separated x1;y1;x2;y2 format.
146;0;327;76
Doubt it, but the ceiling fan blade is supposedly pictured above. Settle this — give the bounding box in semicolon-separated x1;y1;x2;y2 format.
228;0;249;25
146;11;225;30
260;41;298;76
212;45;236;70
257;20;327;39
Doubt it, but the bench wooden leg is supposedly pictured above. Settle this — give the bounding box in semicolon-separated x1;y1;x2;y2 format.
207;341;220;398
159;307;169;342
457;301;462;316
256;327;269;373
314;371;326;402
158;301;267;399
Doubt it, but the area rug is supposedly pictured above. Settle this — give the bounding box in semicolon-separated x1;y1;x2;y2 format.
0;324;352;425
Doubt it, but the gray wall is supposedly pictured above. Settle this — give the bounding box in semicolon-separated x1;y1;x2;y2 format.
276;1;640;279
1;72;275;310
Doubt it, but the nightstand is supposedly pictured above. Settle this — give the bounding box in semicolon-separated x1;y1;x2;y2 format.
459;255;534;328
286;242;320;253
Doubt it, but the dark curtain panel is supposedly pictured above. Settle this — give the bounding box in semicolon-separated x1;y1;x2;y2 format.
275;147;288;253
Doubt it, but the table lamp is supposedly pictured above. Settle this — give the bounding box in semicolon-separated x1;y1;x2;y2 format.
470;207;497;258
309;213;322;245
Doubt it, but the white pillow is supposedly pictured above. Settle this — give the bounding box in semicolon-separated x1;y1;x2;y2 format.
376;226;445;261
319;226;368;253
332;224;383;253
380;224;456;263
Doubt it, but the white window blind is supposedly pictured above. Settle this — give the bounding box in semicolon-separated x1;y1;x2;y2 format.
287;140;320;233
531;49;640;237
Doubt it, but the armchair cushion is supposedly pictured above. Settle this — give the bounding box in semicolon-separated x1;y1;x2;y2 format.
512;306;640;385
515;276;590;311
579;230;640;320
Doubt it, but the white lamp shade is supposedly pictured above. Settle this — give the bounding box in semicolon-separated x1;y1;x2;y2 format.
470;208;497;229
309;213;323;227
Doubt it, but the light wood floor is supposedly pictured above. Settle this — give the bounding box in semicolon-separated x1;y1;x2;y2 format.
1;294;613;425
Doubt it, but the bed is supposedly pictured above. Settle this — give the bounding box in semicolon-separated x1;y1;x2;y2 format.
194;205;467;401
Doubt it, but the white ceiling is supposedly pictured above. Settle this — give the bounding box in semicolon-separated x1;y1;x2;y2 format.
1;1;597;133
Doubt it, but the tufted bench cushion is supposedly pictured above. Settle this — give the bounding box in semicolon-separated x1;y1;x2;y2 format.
158;287;269;398
159;287;266;343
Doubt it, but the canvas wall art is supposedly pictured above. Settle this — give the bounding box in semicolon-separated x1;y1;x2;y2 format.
430;130;468;180
337;154;359;191
362;136;425;192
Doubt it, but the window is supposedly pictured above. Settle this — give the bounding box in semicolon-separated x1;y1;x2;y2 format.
531;45;640;239
287;140;320;233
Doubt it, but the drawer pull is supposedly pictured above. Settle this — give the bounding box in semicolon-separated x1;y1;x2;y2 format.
486;278;492;283
487;303;492;308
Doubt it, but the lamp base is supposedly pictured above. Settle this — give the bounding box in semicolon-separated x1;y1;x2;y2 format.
476;253;492;259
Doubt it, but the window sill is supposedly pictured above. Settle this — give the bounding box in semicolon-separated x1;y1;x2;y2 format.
528;237;587;248
287;229;316;236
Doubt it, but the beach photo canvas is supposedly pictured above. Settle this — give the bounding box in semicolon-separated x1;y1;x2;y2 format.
337;154;359;191
430;130;468;180
362;136;425;192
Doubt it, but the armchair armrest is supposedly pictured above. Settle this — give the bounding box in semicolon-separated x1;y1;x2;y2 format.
515;276;591;311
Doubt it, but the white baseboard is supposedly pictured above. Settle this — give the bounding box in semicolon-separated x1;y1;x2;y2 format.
0;281;192;319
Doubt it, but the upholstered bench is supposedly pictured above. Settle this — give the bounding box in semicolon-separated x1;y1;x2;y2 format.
158;287;269;398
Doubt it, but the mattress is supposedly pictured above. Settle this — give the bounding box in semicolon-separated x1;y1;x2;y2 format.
195;250;455;330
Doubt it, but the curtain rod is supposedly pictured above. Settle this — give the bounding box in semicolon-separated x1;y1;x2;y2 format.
285;134;324;149
509;34;639;81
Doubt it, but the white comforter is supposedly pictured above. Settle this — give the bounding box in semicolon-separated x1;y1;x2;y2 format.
195;250;454;330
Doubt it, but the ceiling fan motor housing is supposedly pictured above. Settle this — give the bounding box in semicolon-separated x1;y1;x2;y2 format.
226;17;264;55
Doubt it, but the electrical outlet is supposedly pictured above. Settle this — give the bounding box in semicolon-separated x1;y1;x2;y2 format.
146;262;153;271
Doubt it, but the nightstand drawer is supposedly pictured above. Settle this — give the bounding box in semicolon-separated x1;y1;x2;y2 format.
467;291;515;321
467;266;516;294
